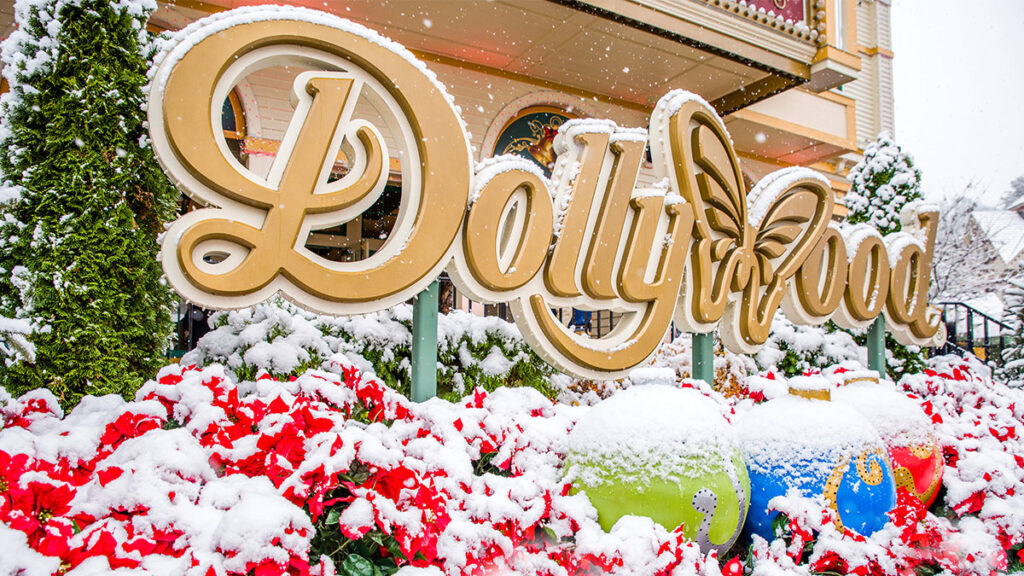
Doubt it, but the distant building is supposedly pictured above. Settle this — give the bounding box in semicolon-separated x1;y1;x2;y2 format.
969;211;1024;271
1007;195;1024;216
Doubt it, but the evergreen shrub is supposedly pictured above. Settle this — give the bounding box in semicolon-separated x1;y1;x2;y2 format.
1000;280;1024;386
844;132;928;379
0;0;176;406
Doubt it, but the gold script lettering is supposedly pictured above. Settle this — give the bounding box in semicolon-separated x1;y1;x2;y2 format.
151;17;471;313
148;10;945;380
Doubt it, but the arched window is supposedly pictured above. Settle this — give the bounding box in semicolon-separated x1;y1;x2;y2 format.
492;105;579;177
221;89;246;163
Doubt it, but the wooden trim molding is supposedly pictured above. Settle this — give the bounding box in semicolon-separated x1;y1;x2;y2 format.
729;107;857;151
161;0;227;13
861;46;895;59
813;45;862;71
222;89;246;141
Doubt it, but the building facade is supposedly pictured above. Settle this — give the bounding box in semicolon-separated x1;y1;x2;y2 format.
1;0;898;224
1;0;898;332
143;0;895;207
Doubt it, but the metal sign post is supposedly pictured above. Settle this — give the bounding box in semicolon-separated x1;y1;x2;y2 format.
692;332;715;386
868;316;886;376
411;281;439;401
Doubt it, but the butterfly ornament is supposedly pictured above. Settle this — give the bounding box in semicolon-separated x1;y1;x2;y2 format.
651;92;834;354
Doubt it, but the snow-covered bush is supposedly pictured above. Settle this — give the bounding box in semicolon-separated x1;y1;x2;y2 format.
566;315;861;402
2;354;1021;575
1000;280;1024;386
884;340;928;381
555;334;759;406
617;316;862;401
900;356;1024;553
183;298;557;401
755;316;860;377
0;0;177;406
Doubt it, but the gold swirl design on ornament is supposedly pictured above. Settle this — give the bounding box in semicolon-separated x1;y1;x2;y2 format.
893;438;943;504
856;448;886;486
909;442;933;460
922;439;943;504
823;448;888;532
823;453;850;532
893;466;917;492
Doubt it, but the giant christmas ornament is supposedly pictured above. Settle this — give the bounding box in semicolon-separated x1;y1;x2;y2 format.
833;375;944;507
736;376;896;539
565;385;749;554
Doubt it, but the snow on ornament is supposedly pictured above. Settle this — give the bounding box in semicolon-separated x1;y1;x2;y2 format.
833;374;944;508
564;385;749;554
736;375;896;540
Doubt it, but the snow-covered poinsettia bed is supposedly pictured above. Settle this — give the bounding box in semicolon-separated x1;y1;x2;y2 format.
1;353;1022;575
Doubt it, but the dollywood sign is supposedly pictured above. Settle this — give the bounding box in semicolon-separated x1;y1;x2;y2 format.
149;8;944;380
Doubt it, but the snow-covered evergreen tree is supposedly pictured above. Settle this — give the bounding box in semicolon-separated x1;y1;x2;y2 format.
1000;280;1024;386
0;0;177;405
845;132;923;235
844;133;927;379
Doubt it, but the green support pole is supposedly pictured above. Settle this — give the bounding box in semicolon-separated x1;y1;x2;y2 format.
411;281;439;402
868;315;886;376
692;332;714;385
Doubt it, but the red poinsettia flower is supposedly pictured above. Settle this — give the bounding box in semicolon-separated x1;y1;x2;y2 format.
721;556;745;576
812;551;848;574
5;479;76;554
33;517;74;558
954;490;986;516
0;451;30;516
100;411;164;451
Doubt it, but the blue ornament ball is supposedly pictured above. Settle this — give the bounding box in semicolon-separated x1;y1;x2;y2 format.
735;376;897;540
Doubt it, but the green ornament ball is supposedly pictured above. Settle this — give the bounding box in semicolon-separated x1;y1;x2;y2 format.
565;385;750;554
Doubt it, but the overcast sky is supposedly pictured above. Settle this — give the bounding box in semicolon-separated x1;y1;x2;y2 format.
890;0;1024;206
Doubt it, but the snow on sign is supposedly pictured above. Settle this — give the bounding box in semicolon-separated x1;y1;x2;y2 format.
148;7;944;380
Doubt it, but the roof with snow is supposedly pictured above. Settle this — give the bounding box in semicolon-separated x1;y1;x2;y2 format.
1009;193;1024;212
971;210;1024;264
